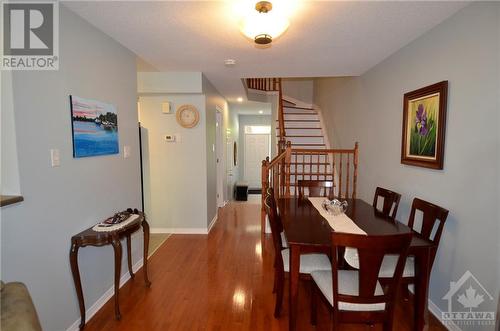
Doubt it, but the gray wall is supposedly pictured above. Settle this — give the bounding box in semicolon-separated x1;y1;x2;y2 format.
0;6;141;331
314;2;499;324
202;76;229;225
282;78;314;105
139;94;208;231
238;115;272;187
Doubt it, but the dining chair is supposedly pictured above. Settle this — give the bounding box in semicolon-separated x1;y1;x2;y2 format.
310;232;412;330
297;180;334;200
265;188;287;248
264;193;331;318
372;187;402;219
378;198;449;294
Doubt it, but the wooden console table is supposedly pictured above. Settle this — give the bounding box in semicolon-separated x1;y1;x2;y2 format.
69;212;151;330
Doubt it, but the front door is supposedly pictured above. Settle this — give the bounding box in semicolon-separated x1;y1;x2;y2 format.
244;133;270;189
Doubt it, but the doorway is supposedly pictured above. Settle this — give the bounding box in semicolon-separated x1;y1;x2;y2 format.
216;109;224;207
244;125;271;189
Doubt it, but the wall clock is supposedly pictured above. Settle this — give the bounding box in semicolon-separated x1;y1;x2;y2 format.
176;104;199;128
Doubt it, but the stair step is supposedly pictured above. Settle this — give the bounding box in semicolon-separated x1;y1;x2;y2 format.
283;112;318;115
278;120;320;122
282;105;315;111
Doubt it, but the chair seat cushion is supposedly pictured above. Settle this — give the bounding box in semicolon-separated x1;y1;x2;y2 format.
344;250;415;279
281;249;331;274
379;255;415;278
310;270;386;311
280;231;288;248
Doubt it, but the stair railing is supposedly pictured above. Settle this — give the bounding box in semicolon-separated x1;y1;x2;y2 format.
261;142;359;219
245;77;286;146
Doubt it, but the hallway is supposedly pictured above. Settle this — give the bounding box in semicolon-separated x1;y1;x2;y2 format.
84;199;446;331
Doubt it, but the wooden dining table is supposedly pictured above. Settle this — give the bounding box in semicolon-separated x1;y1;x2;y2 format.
278;197;435;331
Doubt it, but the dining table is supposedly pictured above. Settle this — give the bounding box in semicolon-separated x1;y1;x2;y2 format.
277;197;436;331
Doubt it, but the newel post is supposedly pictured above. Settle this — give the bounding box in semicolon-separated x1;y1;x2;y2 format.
353;142;359;199
261;157;270;209
285;141;292;198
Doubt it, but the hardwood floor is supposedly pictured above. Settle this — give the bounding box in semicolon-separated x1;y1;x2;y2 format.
83;200;447;331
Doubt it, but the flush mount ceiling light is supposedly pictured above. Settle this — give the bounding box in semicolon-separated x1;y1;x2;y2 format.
237;0;297;45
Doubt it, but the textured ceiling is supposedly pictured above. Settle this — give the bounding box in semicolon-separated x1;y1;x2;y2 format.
64;1;468;102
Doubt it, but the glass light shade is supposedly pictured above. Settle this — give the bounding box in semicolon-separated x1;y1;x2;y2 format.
240;11;289;42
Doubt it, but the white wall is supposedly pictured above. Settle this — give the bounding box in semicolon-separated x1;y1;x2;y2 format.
139;94;208;232
137;72;202;94
0;6;141;331
282;78;314;105
314;3;500;326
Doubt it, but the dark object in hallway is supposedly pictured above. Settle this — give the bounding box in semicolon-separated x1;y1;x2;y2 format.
235;181;249;201
69;211;151;330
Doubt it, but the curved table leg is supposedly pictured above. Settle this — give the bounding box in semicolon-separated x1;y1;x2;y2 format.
126;234;135;279
111;236;122;320
69;243;86;330
142;220;152;287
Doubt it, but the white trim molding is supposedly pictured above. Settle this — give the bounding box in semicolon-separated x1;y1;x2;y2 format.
66;258;144;331
208;214;218;233
428;299;462;331
151;227;208;234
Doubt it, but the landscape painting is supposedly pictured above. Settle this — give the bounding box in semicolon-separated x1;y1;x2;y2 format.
401;81;448;169
70;95;119;158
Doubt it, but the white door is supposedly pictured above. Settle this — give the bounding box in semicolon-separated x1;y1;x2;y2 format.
244;134;270;188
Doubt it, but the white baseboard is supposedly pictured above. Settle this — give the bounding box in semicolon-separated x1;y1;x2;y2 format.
66;258;144;331
207;214;218;233
428;299;462;331
150;227;208;234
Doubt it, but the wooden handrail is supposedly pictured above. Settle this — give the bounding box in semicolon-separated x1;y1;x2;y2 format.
246;78;286;146
261;142;359;219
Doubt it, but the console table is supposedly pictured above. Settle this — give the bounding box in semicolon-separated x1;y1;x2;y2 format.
69;211;151;330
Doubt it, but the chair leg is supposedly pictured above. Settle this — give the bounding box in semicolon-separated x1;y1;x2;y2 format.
274;269;284;318
310;282;317;325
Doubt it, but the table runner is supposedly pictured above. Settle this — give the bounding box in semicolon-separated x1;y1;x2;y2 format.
308;197;364;268
92;214;140;232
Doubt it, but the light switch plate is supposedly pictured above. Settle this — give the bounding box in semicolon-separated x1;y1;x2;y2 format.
161;102;171;114
165;134;176;142
123;145;131;158
50;149;60;167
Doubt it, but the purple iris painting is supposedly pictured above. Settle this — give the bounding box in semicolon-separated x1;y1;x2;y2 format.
409;97;438;157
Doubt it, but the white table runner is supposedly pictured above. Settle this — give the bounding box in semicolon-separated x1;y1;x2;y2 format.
92;214;140;232
308;197;365;268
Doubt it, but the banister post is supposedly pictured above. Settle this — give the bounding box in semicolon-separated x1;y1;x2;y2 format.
285;141;292;198
353;142;359;199
261;157;270;209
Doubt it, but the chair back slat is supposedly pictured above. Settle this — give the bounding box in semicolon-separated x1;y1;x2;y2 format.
372;187;402;219
408;198;449;245
298;180;334;200
330;233;412;306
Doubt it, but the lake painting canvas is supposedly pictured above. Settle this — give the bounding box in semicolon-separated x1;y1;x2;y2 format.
70;95;119;158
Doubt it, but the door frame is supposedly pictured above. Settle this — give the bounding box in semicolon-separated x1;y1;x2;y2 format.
215;108;224;208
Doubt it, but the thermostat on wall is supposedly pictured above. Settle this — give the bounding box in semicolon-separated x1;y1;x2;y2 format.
164;134;176;142
162;102;171;114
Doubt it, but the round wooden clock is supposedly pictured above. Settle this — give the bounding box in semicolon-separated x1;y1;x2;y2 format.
176;104;199;128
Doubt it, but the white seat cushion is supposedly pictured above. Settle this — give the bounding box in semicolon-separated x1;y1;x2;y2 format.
379;255;415;278
280;231;288;248
310;270;386;311
344;250;415;279
281;249;331;274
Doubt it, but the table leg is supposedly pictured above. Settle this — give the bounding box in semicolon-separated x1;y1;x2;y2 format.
111;236;122;320
142;219;152;287
289;244;301;331
70;243;86;330
126;234;135;279
414;249;432;331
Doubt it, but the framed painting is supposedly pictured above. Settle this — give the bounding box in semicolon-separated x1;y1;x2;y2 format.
401;81;448;169
70;95;119;158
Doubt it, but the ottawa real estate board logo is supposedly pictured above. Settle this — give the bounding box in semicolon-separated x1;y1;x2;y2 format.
1;1;59;70
442;271;496;327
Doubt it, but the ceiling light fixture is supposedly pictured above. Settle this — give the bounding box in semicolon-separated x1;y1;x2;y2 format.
237;97;243;102
259;110;264;114
238;0;295;45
